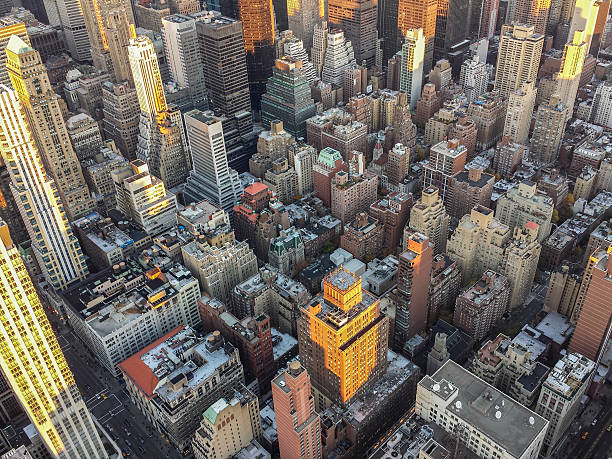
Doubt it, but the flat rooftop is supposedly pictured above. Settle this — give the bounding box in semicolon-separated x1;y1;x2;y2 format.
421;360;548;458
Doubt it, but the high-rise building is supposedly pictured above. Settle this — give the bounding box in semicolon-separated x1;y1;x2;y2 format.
423;139;467;203
237;0;275;109
261;58;316;139
0;84;89;290
510;0;552;34
321;28;356;87
55;0;91;60
102;81;140;159
503;81;537;145
453;270;510;340
0;18;29;87
503;223;541;308
466;91;507;151
66;112;104;161
535;353;596;456
568;0;600;51
434;0;470;59
195;14;252;136
129;35;189;187
494;24;544;98
447;167;495;220
494;136;526;178
471;0;499;39
330;170;378;223
298;268;389;408
192;385;263;459
0;221;106;458
495;181;554;242
183;110;242;215
112;160;178;235
277;32;316;83
6;36;95;221
80;0;134;82
287;0;324;51
459;55;488;103
590;80;612;128
272;362;322;459
408;186;449;255
397;0;437;74
393;232;434;348
312;21;328;79
555;30;588;119
531;95;569;166
569;246;612;361
328;0;377;66
400;29;425;109
162;14;209;110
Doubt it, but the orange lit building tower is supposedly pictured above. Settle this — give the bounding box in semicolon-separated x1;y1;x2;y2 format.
569;245;612;361
238;0;275;110
393;232;434;350
298;268;389;409
397;0;437;74
272;361;322;459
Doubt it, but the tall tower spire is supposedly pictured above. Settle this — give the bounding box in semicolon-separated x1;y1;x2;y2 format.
0;219;104;458
5;35;95;221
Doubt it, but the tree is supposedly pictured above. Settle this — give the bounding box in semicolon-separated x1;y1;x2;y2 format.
565;193;575;205
551;209;559;223
322;241;335;254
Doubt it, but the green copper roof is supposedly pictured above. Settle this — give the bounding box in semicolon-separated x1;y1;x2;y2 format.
318;147;342;168
203;398;229;424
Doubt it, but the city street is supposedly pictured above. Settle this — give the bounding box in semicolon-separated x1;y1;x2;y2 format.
53;324;183;459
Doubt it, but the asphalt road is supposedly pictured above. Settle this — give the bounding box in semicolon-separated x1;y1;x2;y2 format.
53;324;184;459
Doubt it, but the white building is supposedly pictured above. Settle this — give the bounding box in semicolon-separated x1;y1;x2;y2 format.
460;55;489;103
416;360;549;459
184;110;243;216
400;28;425;109
63;259;202;376
321;28;356;87
112;160;178;236
535;353;596;456
591;81;612;128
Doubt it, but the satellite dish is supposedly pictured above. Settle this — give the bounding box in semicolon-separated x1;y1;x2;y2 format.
455;401;462;410
529;416;535;425
495;411;502;420
433;384;440;392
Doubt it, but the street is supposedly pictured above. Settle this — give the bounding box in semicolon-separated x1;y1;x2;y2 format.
53;323;183;459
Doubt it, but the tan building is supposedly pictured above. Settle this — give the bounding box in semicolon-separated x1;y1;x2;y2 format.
466;91;507;150
250;120;295;178
102;81;140;159
447;206;511;283
66;112;104;161
447;167;495;220
82;144;129;213
510;0;552;34
264;158;298;204
424;105;456;145
407;186;449;255
0;18;30;87
495;180;554;242
530;95;569;166
543;262;582;317
290;142;316;196
7;36;95;221
573;165;598;201
503;223;541;309
192;385;263;459
503;81;537;145
494;24;544;98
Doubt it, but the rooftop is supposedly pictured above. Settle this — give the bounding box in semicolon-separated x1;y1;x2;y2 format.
535;311;574;345
421;361;548;458
544;353;595;398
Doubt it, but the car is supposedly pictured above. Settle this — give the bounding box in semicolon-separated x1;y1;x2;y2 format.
582;432;589;440
592;419;597;426
607;424;612;432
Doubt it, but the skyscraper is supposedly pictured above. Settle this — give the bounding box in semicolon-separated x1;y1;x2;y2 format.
56;0;91;60
569;245;612;361
0;220;106;458
397;0;437;73
393;232;434;349
129;35;189;187
509;0;552;34
555;30;588;119
261;58;316;139
287;0;324;51
195;14;253;136
459;55;488;103
434;0;471;60
321;28;356;87
6;35;95;221
162;14;209;110
328;0;378;66
408;186;449;255
400;29;425;109
298;268;389;409
0;18;29;87
237;0;275;109
272;362;321;459
183;110;242;215
530;95;568;166
80;0;135;82
568;0;600;51
503;81;537;145
101;81;140;159
311;21;328;78
494;24;544;98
